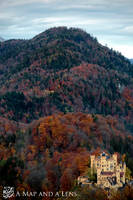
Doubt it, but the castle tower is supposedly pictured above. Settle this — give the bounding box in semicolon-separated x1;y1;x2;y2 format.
113;153;117;164
90;155;95;174
121;162;126;184
97;168;101;185
116;166;120;185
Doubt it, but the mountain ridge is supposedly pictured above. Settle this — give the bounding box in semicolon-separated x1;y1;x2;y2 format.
0;27;132;74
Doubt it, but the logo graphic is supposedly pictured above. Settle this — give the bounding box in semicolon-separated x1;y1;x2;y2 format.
3;187;14;199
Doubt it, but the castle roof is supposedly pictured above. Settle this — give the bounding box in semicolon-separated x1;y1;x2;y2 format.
102;152;106;156
95;152;113;161
120;172;124;177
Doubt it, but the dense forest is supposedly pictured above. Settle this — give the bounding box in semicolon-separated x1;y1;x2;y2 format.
0;113;133;199
0;27;133;199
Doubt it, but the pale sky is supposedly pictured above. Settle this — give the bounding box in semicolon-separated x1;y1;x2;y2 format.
0;0;133;58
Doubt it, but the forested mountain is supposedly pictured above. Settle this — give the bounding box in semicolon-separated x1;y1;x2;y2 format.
0;27;133;199
0;27;133;125
0;27;132;74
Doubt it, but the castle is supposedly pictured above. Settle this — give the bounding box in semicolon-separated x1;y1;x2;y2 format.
90;152;126;188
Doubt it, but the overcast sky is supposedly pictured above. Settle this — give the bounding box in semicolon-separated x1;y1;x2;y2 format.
0;0;133;58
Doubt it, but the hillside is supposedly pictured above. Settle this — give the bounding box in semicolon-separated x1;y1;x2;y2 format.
0;27;133;199
1;113;133;192
0;27;133;127
0;63;133;128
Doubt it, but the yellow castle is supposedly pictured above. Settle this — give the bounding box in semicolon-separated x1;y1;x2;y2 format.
90;152;126;188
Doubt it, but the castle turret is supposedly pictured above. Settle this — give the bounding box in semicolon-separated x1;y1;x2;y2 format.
116;165;121;185
113;153;117;164
90;155;95;174
97;168;101;185
121;162;126;184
